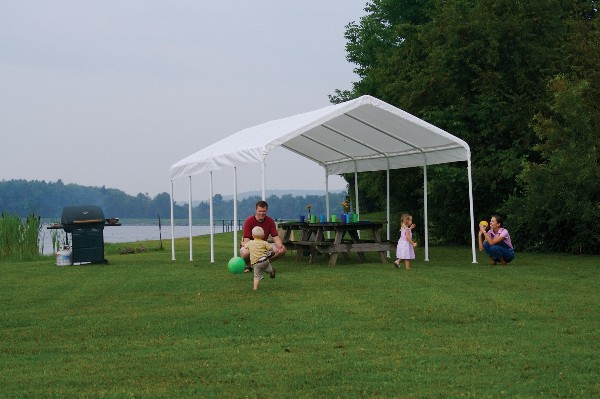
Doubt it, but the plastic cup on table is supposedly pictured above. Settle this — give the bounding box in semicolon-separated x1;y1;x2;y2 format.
351;213;358;223
331;215;337;222
310;214;317;223
346;214;352;223
299;215;305;223
319;215;326;223
341;214;346;223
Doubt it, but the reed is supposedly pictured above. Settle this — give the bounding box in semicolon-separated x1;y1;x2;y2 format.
0;211;42;261
50;227;64;254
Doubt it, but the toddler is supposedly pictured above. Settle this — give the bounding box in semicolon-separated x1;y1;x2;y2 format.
243;226;276;290
394;213;417;269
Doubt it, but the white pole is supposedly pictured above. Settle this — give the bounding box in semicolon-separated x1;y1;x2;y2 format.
468;158;477;263
354;169;359;217
261;159;266;200
423;162;429;261
325;167;330;239
325;167;330;218
233;166;238;257
188;176;193;262
386;166;390;258
209;171;214;263
170;179;175;261
354;167;359;238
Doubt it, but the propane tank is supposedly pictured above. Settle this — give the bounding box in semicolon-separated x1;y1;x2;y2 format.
56;245;73;266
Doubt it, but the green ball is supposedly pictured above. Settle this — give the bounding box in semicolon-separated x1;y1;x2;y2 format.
228;256;246;274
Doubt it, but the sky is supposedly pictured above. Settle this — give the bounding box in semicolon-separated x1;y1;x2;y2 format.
0;1;367;202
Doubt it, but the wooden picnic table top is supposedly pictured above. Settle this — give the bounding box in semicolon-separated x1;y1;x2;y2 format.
277;220;392;266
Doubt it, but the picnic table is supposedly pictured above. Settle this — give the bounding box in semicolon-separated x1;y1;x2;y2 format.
278;221;395;266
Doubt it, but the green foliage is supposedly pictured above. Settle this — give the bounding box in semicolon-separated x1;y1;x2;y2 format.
0;212;42;261
427;164;473;243
503;76;600;253
335;0;599;251
1;235;599;397
500;0;600;253
50;229;64;255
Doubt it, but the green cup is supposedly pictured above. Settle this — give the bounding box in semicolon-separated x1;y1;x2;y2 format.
331;215;337;222
351;213;358;223
310;214;317;223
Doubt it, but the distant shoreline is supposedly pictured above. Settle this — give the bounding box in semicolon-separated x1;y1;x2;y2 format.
178;189;348;205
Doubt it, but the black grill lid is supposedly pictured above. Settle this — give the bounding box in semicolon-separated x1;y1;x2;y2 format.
61;205;105;225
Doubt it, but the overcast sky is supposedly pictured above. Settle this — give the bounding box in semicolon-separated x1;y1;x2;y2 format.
1;1;367;202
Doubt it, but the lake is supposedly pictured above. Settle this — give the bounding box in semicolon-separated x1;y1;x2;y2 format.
39;224;234;255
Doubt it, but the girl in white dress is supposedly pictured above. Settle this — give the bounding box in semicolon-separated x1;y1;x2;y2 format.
395;214;417;269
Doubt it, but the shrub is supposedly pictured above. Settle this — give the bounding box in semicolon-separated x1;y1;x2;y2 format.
0;211;42;261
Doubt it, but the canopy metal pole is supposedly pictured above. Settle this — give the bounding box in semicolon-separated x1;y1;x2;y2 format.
325;167;330;218
468;158;477;263
354;165;360;238
188;176;193;262
354;169;359;217
386;165;390;258
170;179;175;261
261;159;266;200
233;166;238;257
209;171;214;263
423;161;429;261
325;167;330;239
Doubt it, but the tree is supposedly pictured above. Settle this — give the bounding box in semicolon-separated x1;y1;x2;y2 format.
334;0;590;245
500;1;600;253
502;76;599;253
0;179;191;219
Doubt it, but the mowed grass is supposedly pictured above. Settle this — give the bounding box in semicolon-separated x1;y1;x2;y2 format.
1;233;598;398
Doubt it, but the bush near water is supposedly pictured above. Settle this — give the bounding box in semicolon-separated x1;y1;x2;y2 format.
0;212;41;261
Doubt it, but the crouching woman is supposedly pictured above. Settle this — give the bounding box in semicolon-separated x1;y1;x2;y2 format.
478;214;515;265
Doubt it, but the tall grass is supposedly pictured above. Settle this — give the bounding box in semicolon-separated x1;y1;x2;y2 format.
0;212;42;261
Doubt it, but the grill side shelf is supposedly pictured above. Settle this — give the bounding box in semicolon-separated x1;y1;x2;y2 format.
73;219;105;224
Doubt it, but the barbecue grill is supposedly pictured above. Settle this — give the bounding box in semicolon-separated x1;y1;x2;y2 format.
50;205;118;264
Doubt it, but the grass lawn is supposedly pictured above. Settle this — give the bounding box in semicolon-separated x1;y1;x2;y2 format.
1;233;598;398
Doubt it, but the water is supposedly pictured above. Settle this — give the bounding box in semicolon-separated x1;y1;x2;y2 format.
39;224;233;255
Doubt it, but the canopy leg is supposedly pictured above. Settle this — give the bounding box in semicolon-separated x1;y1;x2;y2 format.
170;180;175;261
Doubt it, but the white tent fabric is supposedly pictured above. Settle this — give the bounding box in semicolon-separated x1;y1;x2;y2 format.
170;95;477;263
170;95;470;179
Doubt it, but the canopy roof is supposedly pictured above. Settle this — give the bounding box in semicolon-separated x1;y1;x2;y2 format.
170;95;470;180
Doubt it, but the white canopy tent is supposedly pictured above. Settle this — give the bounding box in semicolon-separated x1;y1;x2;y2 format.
170;95;477;263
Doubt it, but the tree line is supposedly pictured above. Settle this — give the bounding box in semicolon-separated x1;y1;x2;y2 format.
0;179;348;221
0;179;176;219
333;0;599;254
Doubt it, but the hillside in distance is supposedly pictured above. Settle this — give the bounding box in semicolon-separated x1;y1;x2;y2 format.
184;189;347;205
0;179;348;219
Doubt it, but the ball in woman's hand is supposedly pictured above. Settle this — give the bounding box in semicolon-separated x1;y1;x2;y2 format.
480;221;488;227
